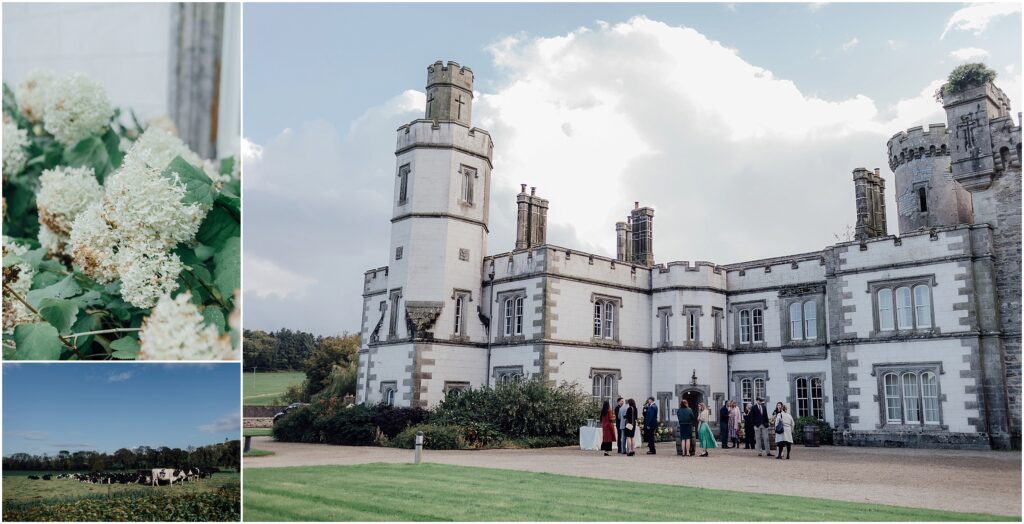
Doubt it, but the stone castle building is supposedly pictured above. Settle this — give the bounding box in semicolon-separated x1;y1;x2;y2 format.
356;61;1021;450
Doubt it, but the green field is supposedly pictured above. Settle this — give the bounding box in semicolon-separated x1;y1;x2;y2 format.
243;371;305;406
3;471;240;521
244;449;275;458
243;463;1014;522
244;428;273;437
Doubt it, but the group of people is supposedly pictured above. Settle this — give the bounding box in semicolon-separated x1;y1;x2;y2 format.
598;396;796;460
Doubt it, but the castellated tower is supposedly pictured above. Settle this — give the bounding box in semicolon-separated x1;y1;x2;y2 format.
514;185;548;250
852;168;888;241
371;60;493;407
940;78;1021;449
887;124;973;234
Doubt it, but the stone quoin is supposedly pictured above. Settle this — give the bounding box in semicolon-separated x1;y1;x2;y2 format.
356;61;1022;451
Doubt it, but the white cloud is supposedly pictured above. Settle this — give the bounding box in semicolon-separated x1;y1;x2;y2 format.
244;254;316;299
887;39;904;50
241;137;263;162
107;371;133;382
942;3;1021;38
7;430;50;440
199;412;240;433
808;3;827;13
841;37;860;51
949;47;990;61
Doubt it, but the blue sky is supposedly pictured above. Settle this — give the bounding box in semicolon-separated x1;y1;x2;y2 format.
3;364;239;455
242;3;1021;335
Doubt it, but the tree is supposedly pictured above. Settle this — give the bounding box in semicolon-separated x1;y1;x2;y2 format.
935;63;997;101
304;334;359;397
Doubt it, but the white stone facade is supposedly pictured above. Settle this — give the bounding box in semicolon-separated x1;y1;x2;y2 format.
356;62;1021;450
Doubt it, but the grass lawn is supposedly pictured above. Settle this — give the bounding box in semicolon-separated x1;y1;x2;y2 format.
244;449;275;458
243;463;1014;521
244;428;273;437
243;371;304;406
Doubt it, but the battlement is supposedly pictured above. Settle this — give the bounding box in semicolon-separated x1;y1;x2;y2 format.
395;119;494;163
427;60;474;92
363;266;389;295
651;260;727;292
887;124;950;171
941;81;1012;118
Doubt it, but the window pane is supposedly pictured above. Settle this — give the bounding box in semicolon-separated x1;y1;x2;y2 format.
454;297;463;334
921;372;940;424
804;301;817;339
740;310;750;343
790;302;803;340
896;287;913;329
878;289;894;331
504;298;513;336
689;312;696;341
811;377;824;420
914;285;932;328
754;378;766;400
604;302;614;338
603;375;613;401
796;377;809;417
515;297;524;335
592;375;601;401
884;373;902;422
593;303;602;337
902;372;920;423
741;378;752;404
752;308;764;343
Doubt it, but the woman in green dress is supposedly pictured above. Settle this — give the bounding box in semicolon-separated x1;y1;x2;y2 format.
696;402;717;457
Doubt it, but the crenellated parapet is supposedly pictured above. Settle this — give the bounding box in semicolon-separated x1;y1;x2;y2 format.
363;266;389;296
887;124;950;171
426;60;474;92
651;260;727;290
395;120;494;164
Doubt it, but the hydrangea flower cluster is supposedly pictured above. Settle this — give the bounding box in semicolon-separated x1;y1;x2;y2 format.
126;127;223;182
42;72;114;146
3;119;29;177
2;237;36;334
15;69;55;124
68;136;210;308
36;166;103;256
138;292;234;360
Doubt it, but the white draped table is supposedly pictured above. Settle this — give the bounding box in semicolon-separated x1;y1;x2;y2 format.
579;426;602;450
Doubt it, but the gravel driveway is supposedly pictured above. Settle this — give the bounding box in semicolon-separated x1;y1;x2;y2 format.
245;437;1021;517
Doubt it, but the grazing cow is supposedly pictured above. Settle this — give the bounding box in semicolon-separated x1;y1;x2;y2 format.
150;468;187;486
41;474;52;480
27;475;39;480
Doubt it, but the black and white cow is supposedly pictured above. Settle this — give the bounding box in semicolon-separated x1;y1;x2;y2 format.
150;468;187;486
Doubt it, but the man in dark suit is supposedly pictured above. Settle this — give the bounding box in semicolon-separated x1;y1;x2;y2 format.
719;402;731;448
643;397;659;454
750;396;770;456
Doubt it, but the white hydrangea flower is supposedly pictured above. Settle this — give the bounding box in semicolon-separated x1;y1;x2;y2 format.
15;69;56;123
102;161;206;250
3;120;29;177
115;246;183;309
38;224;64;257
37;165;102;239
124;127;204;172
138;292;234;360
68;202;120;283
2;236;36;333
43;72;114;146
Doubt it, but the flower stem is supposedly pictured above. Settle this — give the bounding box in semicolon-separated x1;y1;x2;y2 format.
184;268;230;310
69;327;140;339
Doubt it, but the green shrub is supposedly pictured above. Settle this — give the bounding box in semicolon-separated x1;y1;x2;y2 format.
935;63;997;101
433;378;594;438
505;435;577;449
272;405;317;443
459;421;503;448
313;402;376;445
793;417;834;445
393;424;466;450
371;404;431;439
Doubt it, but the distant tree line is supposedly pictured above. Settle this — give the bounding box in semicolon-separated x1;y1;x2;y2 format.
243;329;358;372
2;440;241;472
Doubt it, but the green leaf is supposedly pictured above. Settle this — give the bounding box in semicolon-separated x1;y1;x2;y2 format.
68;312;101;353
110;336;140;360
219;156;236;177
163;156;214;207
212;237;240;302
196;205;241;251
12;323;63;360
194;243;216;261
26;276;82;308
202;305;226;335
37;298;79;334
63;136;114;182
102;128;124;172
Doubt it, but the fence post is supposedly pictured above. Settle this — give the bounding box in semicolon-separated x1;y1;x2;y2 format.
244;435;252;452
414;431;423;464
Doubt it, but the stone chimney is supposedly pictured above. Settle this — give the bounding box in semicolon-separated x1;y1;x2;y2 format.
629;202;655;266
853;167;887;241
515;184;548;250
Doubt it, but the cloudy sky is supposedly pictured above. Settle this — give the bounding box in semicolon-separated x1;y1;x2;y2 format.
3;364;239;455
243;3;1021;336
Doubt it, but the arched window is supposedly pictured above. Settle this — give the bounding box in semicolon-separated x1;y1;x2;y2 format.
795;377;809;417
504;297;514;336
803;301;817;339
739;310;751;343
514;296;524;335
921;372;939;424
591;373;618;404
790;302;803;340
878;288;894;331
913;285;931;328
895;287;913;329
883;373;902;422
902;372;920;423
453;296;464;335
810;377;824;420
740;378;753;405
754;378;766;401
752;308;764;343
593;302;603;337
385;388;396;407
460;167;474;204
600;302;613;338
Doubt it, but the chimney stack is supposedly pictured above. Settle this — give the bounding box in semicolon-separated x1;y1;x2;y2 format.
515;184;549;250
853;167;888;241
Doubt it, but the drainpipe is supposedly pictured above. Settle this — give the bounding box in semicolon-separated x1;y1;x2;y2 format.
485;270;495;387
